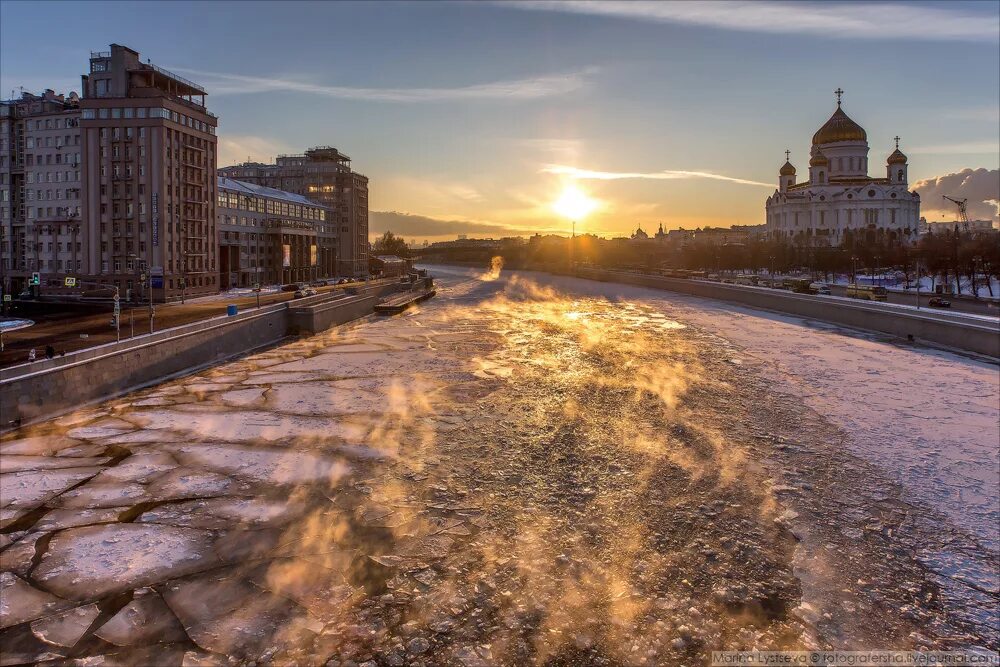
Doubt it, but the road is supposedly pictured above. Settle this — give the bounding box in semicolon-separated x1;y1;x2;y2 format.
0;283;363;369
0;267;996;664
826;284;1000;316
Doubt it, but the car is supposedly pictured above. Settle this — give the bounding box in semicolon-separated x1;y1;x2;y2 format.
281;283;303;292
928;297;951;308
810;283;832;295
293;288;317;298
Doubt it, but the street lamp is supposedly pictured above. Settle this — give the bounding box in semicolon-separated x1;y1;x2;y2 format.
972;255;982;298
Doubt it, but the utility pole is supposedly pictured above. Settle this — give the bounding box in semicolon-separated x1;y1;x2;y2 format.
915;260;921;309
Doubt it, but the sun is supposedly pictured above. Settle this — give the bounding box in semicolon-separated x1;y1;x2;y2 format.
551;184;598;221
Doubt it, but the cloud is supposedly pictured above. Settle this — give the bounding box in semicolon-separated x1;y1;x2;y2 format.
912;168;1000;222
542;164;773;188
502;1;999;42
907;141;1000;156
370;211;517;238
942;107;1000;123
217;134;295;167
172;67;596;102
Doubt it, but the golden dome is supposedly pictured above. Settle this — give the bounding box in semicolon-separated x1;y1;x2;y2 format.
812;106;867;145
779;160;796;176
809;150;829;167
887;148;907;164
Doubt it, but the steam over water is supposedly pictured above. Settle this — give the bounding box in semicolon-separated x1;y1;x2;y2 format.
0;267;995;664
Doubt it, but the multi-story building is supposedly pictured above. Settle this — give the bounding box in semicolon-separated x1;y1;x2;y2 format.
1;90;84;297
80;44;218;302
219;145;369;277
217;177;332;288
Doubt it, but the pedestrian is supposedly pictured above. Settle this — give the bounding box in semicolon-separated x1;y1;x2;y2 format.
45;345;55;360
28;348;36;362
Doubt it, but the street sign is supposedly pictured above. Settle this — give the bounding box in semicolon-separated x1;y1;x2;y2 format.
113;293;120;302
64;277;77;287
2;294;10;302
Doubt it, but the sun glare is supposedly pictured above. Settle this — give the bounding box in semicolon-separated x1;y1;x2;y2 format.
551;184;598;221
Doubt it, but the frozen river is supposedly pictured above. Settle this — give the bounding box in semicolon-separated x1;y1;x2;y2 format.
1;266;997;665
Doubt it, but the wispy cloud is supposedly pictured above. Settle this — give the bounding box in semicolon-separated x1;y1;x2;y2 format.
503;1;999;42
217;134;295;167
543;165;773;188
172;66;596;102
908;141;1000;155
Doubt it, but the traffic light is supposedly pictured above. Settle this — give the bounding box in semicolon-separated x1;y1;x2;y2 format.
31;272;40;286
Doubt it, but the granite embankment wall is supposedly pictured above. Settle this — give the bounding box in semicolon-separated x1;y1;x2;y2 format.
0;282;425;429
574;268;999;358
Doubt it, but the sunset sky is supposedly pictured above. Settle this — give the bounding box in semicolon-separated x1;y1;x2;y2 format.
2;1;998;241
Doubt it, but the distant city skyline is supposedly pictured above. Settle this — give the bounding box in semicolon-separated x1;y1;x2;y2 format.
2;0;998;240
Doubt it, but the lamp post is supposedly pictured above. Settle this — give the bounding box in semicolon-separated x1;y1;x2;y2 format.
915;260;921;309
972;255;982;299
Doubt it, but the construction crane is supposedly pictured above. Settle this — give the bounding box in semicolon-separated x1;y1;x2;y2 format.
942;195;970;232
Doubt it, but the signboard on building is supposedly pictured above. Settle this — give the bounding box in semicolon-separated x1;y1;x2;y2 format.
151;193;159;246
310;244;318;267
282;244;291;268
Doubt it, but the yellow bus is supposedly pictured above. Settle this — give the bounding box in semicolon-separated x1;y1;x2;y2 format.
846;284;888;301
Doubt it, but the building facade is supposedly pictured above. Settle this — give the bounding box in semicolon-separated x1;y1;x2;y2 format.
217;177;332;288
219;146;368;277
765;93;920;246
80;44;219;302
1;90;84;297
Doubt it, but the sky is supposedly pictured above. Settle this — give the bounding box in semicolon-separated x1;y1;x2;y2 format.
2;0;998;241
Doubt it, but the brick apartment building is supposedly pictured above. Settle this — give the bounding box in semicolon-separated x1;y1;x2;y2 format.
0;90;84;296
218;146;369;277
80;44;219;301
1;44;219;303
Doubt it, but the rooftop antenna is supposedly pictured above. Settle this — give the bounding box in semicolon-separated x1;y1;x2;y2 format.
835;87;844;107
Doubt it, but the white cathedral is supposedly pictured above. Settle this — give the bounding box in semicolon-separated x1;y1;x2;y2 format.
765;90;921;246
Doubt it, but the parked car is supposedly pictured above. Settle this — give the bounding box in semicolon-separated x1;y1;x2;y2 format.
928;297;951;308
281;283;303;292
810;283;832;295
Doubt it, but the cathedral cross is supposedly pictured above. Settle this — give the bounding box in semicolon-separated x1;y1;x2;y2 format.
785;149;791;162
835;87;844;106
894;135;900;149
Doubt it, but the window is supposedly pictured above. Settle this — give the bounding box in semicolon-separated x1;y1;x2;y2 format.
99;108;109;119
137;108;147;119
124;108;134;119
82;109;96;120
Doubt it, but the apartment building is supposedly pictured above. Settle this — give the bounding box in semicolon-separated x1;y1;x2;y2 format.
0;90;84;296
80;44;218;302
217;177;333;288
218;146;368;277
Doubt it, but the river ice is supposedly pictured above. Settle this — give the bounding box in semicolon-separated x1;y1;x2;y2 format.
0;266;996;664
